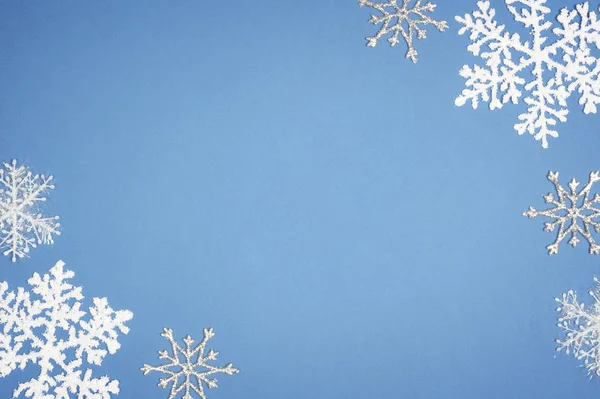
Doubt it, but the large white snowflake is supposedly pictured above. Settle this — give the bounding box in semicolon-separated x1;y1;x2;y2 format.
141;327;239;399
523;171;600;255
0;160;60;262
556;278;600;377
0;260;133;398
455;1;600;148
358;0;448;63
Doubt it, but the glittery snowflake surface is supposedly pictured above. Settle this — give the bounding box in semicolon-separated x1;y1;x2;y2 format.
358;0;448;63
0;160;60;262
455;1;600;148
141;327;239;399
523;171;600;255
0;260;133;398
556;278;600;377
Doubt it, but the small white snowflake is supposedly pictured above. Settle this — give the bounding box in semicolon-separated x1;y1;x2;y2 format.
0;260;133;398
523;171;600;255
0;160;60;262
141;327;239;399
556;278;600;377
455;1;600;148
358;0;448;63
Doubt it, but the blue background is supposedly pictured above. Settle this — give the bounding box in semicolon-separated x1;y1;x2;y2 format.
1;0;600;398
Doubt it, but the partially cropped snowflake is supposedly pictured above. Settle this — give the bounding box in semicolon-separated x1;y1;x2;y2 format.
358;0;448;63
523;171;600;255
0;260;133;398
141;327;239;399
556;278;600;377
455;1;600;148
0;160;60;262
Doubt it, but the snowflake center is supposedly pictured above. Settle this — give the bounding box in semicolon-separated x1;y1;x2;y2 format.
568;207;581;218
181;363;194;374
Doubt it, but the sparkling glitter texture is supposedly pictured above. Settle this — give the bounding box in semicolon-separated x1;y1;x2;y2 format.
455;1;600;148
141;327;239;399
0;159;60;262
358;0;448;63
556;278;600;377
523;171;600;255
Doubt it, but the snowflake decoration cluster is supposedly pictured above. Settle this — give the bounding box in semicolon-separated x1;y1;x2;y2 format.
358;0;448;63
2;0;600;396
0;159;60;262
525;171;600;377
455;0;600;148
0;154;241;399
0;261;133;398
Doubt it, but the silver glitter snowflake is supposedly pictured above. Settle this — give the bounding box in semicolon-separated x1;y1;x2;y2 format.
523;171;600;255
358;0;448;63
141;327;239;399
556;278;600;377
0;160;60;262
455;1;600;148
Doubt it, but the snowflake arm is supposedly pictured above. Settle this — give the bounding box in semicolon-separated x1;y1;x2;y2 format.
455;1;600;148
0;260;133;398
523;171;600;255
0;160;60;262
555;3;600;113
556;278;600;377
455;1;530;109
142;327;239;399
358;0;448;63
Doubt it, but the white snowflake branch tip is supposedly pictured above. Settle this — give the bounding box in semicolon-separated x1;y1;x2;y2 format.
358;0;448;63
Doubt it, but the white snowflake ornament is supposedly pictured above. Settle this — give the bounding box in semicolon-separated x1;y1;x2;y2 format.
523;171;600;255
455;1;600;148
358;0;448;63
141;327;239;399
0;260;133;398
0;160;60;262
556;278;600;377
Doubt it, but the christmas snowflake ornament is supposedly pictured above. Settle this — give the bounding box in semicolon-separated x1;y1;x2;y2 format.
0;160;60;262
523;171;600;255
358;0;448;63
141;327;239;399
455;1;600;148
0;260;133;398
556;278;600;377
